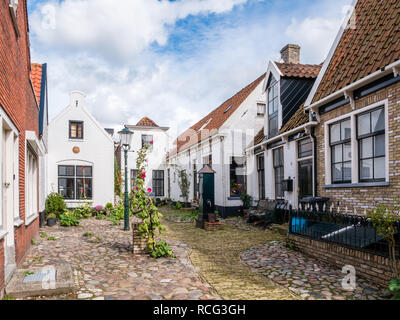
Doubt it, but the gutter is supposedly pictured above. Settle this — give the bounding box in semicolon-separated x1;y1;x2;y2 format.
310;126;318;197
246;121;319;153
305;60;400;112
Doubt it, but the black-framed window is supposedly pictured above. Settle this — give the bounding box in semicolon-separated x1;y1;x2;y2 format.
131;169;138;190
330;119;352;184
230;156;246;197
298;138;312;159
152;170;164;197
257;154;265;200
273;148;284;199
142;135;153;150
69;121;84;139
58;165;92;200
357;107;385;182
268;78;279;138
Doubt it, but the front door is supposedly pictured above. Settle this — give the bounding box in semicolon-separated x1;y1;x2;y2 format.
2;126;16;281
298;159;313;201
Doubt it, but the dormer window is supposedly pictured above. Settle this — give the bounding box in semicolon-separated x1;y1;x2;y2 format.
268;76;279;138
69;121;84;140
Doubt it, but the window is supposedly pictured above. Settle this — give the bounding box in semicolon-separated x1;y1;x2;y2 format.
193;164;198;200
298;138;312;159
58;165;92;200
203;155;212;166
152;170;164;197
330;119;351;183
268;77;279;138
26;147;38;219
131;169;138;190
9;0;18;15
230;156;246;197
142;135;153;150
357;107;385;182
273;148;284;199
257;154;265;199
257;103;265;116
69;121;83;139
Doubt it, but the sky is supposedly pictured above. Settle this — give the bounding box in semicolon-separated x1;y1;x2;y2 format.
27;0;353;139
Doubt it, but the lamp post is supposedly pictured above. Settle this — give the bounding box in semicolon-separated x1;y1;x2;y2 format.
118;127;134;231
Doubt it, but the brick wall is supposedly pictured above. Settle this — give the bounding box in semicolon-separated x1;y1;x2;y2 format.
0;0;39;291
288;234;399;287
315;80;400;212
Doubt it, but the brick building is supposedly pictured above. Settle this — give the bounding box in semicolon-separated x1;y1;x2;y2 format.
0;0;40;296
288;0;400;286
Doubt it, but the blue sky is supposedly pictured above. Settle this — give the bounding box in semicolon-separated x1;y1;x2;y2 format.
27;0;352;136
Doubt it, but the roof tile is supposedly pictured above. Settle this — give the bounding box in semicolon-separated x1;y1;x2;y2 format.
31;63;43;105
275;62;321;79
136;117;159;127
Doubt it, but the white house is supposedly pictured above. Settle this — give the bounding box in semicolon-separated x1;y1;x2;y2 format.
246;45;321;208
47;91;114;208
121;117;169;198
167;74;266;217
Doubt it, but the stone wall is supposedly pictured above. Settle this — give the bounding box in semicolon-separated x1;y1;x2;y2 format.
315;80;400;212
288;234;399;287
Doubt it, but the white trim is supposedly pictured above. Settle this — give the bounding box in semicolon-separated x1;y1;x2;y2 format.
0;229;8;240
305;0;359;108
262;61;282;93
0;105;19;134
25;213;38;227
13;218;24;227
323;99;389;186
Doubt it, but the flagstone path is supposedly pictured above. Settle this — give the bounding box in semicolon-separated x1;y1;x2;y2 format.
19;219;220;300
241;241;385;300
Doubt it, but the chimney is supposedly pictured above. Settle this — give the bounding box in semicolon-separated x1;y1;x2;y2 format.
280;44;300;64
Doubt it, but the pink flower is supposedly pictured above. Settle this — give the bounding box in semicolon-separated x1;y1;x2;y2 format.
150;140;153;145
141;172;146;179
134;186;138;191
147;188;152;193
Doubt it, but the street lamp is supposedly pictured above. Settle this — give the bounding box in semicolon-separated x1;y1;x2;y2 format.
118;127;134;231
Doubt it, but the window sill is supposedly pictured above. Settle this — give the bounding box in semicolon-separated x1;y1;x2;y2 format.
324;182;390;189
68;139;85;143
228;196;241;201
25;214;38;227
0;229;8;240
14;218;24;227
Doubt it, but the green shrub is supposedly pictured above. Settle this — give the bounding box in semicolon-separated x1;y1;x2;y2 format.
45;193;66;219
105;203;113;213
240;194;252;210
60;210;80;227
150;241;174;259
389;277;400;300
109;202;124;225
74;203;92;219
176;201;183;210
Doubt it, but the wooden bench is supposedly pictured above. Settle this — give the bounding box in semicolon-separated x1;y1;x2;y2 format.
247;199;288;225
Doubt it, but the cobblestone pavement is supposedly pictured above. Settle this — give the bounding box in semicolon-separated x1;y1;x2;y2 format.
241;241;385;300
161;208;297;300
20;219;220;300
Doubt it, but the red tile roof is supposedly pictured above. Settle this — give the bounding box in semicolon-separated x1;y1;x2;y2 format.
313;0;400;103
170;73;265;156
275;62;321;79
279;103;309;134
136;117;159;127
254;128;265;145
31;63;43;105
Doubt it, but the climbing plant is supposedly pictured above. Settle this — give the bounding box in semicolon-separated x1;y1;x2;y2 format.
368;201;400;278
130;144;172;258
114;156;122;197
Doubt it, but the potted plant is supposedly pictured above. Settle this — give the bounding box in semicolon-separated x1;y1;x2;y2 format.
46;213;57;227
240;194;252;215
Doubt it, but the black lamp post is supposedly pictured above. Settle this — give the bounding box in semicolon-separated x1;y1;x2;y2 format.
118;127;134;231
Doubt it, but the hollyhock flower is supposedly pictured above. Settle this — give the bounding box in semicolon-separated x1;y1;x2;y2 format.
150;140;153;145
141;172;146;178
134;186;138;191
147;188;152;193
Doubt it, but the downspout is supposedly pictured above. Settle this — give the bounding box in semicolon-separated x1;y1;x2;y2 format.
220;136;226;217
310;126;318;197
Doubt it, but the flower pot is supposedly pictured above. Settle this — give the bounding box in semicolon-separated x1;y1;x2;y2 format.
47;218;57;227
208;213;216;223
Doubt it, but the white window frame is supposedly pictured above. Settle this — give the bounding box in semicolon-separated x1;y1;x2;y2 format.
25;144;38;226
324;99;389;186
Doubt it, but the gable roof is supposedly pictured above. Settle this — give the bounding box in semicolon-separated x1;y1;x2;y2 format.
31;63;43;104
136;117;159;127
254;128;265;145
311;0;400;103
171;73;265;156
279;103;309;134
275;62;321;79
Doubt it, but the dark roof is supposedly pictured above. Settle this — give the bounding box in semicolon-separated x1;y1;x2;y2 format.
170;73;265;156
254;128;265;145
136;117;159;127
279;103;309;134
275;62;321;79
313;0;400;102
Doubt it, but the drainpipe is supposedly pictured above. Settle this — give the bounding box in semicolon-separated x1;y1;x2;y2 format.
310;126;318;197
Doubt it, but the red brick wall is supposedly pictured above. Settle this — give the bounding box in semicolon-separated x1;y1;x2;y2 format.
0;0;39;290
315;80;400;212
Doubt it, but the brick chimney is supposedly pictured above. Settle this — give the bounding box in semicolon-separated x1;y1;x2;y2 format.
280;44;300;64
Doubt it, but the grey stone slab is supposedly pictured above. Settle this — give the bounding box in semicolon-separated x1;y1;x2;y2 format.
6;265;75;298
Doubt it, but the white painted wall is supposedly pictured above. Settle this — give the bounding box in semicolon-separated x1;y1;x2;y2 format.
47;91;114;208
121;126;169;197
168;80;265;212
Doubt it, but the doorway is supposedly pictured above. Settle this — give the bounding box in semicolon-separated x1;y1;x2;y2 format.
298;159;313;200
